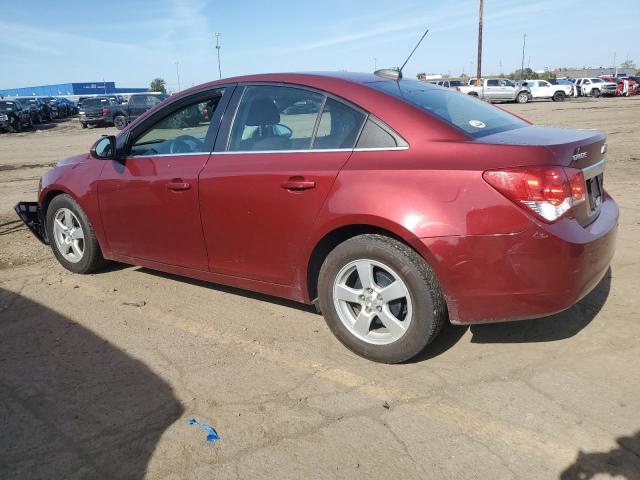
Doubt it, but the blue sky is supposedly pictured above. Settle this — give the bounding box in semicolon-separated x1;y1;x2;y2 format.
1;0;638;90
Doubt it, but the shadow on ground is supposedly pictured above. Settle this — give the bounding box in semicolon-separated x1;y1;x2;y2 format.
469;269;611;344
137;267;317;314
560;431;640;479
0;287;183;480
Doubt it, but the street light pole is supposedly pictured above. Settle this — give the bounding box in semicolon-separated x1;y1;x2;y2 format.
476;0;483;86
175;61;181;92
215;33;222;79
520;33;527;79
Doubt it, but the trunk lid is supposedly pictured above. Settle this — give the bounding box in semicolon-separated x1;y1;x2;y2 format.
477;125;607;226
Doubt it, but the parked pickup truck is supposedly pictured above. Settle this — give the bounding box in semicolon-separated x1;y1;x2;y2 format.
110;93;168;129
524;79;571;101
78;93;168;129
574;78;617;97
458;78;531;103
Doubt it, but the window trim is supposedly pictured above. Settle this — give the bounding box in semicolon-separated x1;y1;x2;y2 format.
124;85;234;158
215;81;408;154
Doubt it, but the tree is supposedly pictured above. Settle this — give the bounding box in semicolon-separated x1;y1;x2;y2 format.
149;78;167;94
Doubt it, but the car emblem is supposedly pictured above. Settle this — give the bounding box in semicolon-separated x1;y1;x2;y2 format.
572;148;588;161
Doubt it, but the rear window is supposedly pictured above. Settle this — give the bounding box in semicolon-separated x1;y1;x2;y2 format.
367;79;527;138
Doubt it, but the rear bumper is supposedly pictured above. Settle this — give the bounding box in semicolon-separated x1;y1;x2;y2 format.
14;202;48;244
421;196;618;324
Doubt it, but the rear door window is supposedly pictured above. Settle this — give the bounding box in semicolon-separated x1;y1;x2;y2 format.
228;85;324;152
312;98;365;150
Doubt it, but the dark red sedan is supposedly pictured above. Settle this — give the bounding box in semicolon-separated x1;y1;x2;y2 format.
15;72;618;363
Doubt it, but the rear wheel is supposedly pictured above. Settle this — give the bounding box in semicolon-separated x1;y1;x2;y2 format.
552;91;566;102
317;234;447;363
114;115;127;130
45;194;108;274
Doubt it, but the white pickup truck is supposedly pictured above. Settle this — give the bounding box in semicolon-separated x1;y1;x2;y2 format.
458;78;531;103
524;79;572;101
574;78;618;97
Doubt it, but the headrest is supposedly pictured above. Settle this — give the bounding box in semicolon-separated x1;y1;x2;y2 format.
245;97;280;126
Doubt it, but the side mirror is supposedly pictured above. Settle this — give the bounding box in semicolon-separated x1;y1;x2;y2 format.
91;135;117;160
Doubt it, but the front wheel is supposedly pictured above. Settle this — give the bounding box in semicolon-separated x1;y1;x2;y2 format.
113;115;127;130
516;92;529;103
45;194;108;274
553;91;566;102
317;234;447;363
591;88;600;98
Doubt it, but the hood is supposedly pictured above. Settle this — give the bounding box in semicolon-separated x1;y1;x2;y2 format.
56;153;91;167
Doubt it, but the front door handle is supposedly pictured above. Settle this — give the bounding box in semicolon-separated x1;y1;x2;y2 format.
166;180;191;191
280;178;316;191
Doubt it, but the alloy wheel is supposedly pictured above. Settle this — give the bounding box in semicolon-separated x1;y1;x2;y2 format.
333;259;413;345
52;208;85;263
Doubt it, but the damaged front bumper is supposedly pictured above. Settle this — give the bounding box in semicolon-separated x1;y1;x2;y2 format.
14;202;49;244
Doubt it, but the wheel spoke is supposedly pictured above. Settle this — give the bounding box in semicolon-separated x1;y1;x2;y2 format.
378;280;407;303
335;284;362;304
352;310;373;336
64;210;72;228
55;218;67;232
70;241;83;258
71;228;84;240
355;261;375;289
377;308;407;339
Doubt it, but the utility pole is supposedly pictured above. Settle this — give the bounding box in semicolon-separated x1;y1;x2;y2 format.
476;0;483;85
374;57;377;70
613;51;617;75
520;33;526;79
215;33;222;79
175;62;181;92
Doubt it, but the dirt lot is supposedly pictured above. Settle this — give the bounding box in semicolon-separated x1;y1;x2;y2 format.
1;98;639;479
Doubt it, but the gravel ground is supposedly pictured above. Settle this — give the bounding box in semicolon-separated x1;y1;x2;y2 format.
1;97;639;480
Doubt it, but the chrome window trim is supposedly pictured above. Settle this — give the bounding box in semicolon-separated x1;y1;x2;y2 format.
125;145;410;158
582;158;606;180
127;152;209;159
212;146;409;155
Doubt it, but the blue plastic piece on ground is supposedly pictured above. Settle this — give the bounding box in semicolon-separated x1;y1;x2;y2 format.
187;417;220;443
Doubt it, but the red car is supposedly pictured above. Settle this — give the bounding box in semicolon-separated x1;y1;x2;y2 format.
15;72;618;363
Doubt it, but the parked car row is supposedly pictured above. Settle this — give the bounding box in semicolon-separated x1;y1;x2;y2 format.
0;96;79;133
78;93;168;130
427;74;639;102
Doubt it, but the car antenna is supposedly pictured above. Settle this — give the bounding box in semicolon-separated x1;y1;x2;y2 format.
374;28;429;81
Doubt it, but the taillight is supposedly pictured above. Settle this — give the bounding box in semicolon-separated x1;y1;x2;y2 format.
483;166;585;222
102;107;109;116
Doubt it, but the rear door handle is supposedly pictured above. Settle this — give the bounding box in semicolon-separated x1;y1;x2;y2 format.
166;180;191;191
280;179;316;191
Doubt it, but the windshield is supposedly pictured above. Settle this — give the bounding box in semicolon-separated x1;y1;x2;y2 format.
367;79;527;138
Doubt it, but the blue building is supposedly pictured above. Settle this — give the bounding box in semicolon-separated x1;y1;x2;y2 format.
0;82;148;97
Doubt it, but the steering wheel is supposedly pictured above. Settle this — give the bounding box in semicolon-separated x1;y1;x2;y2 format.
169;135;204;154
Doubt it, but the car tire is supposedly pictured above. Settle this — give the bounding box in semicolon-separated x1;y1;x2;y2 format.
45;194;109;274
516;92;529;103
80;122;87;129
317;234;447;363
36;113;42;124
114;115;127;130
553;91;566;102
468;92;478;97
591;88;600;98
